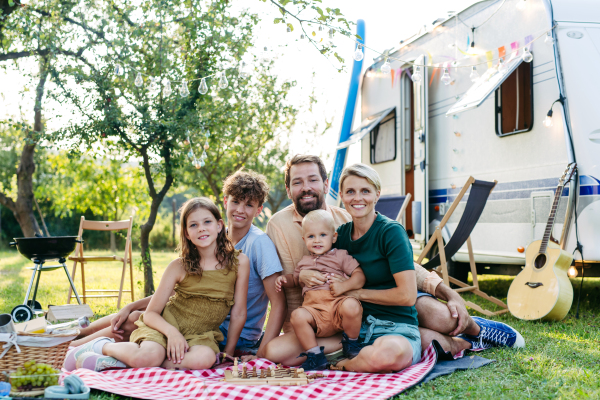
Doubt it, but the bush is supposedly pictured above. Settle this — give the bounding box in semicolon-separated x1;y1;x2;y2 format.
149;211;177;250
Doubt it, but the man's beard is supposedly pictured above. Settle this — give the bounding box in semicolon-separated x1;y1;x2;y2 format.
294;190;325;216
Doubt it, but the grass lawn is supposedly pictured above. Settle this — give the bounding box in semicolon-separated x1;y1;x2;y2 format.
1;249;599;399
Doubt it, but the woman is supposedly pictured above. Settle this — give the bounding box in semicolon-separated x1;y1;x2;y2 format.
264;163;420;373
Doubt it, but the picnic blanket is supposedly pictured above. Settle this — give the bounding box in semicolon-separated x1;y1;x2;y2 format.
62;343;489;400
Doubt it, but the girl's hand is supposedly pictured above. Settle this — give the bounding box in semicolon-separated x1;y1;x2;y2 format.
166;330;189;364
275;275;287;292
109;308;130;340
298;270;327;288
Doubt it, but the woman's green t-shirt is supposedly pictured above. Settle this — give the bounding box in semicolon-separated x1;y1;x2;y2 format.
335;212;418;326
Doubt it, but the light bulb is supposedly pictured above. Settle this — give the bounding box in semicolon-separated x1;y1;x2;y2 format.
187;150;194;158
194;160;201;169
516;0;527;10
522;47;533;63
183;138;190;146
239;61;250;78
199;78;208;94
260;46;270;63
200;159;205;167
545;32;554;44
328;28;334;39
497;59;507;73
115;64;124;76
543;109;553;127
148;77;160;97
180;79;190;97
380;58;391;74
163;79;172;97
353;44;364;62
134;73;143;87
411;66;422;83
300;33;305;40
202;150;207;159
218;71;228;89
205;130;210;138
204;141;209;150
286;26;291;33
469;66;479;82
568;266;578;278
318;25;323;32
441;68;452;85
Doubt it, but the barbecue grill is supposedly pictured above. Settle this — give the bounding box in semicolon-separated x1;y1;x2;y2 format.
9;236;83;323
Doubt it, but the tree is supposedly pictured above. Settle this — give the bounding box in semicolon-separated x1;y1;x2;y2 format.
47;0;296;296
35;152;148;252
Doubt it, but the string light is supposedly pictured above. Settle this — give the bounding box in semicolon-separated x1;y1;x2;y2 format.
115;64;124;76
411;66;422;83
469;66;479;82
218;71;229;89
260;46;270;63
353;44;364;62
134;73;143;87
286;26;291;33
198;78;208;94
543;109;553;127
522;47;533;63
300;33;305;39
545;32;554;44
204;140;209;150
148;77;160;97
568;266;578;278
380;58;391;74
180;79;190;97
497;59;507;73
239;61;250;78
440;68;452;85
163;79;172;97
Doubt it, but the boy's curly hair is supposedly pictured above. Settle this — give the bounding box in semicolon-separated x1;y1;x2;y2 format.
222;169;270;206
177;197;237;276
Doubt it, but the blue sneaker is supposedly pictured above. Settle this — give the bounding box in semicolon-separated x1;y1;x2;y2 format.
341;333;364;359
468;317;525;349
298;347;328;370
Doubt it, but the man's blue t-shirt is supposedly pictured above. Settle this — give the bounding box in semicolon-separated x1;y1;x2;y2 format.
220;224;283;341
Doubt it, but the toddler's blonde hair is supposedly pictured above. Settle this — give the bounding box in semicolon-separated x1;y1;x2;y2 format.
302;209;336;235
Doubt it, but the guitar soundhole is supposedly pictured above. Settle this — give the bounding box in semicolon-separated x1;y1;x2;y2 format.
534;253;547;269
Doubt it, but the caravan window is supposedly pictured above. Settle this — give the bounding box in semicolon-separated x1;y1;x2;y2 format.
370;111;396;164
495;61;533;137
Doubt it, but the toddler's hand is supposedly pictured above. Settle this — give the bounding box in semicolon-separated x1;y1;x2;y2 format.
329;280;347;297
275;275;287;292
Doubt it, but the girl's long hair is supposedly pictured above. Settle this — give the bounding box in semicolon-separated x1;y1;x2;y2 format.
177;197;237;276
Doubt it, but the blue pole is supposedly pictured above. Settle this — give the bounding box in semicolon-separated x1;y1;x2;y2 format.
327;19;365;205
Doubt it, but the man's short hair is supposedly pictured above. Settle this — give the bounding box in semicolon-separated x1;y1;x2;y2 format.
223;170;270;206
302;209;336;234
284;154;328;188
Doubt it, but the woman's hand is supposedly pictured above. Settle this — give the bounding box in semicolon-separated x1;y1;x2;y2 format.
342;289;362;300
241;355;257;363
166;329;189;364
298;270;327;288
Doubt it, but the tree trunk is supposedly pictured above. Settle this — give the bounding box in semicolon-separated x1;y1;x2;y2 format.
2;58;49;237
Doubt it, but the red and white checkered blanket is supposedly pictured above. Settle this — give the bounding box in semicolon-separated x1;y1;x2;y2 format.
63;344;439;400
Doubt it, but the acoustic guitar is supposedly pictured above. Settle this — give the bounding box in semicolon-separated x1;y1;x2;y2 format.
507;163;576;321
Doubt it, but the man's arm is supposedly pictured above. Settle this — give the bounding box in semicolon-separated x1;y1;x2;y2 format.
414;262;443;295
256;273;287;359
432;282;471;336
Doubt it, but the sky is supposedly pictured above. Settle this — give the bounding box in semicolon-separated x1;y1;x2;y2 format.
0;0;479;171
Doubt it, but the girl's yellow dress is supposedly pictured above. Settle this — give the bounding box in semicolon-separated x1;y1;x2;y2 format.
130;251;240;354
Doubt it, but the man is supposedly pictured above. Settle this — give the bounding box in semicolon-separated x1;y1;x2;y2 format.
266;154;523;358
72;170;286;359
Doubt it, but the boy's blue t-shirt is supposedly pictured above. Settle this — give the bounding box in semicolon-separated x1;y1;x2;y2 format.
220;224;283;341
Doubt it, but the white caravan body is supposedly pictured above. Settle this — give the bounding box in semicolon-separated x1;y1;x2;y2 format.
344;0;600;273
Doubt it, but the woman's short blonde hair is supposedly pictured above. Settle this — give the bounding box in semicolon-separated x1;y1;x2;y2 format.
339;163;382;192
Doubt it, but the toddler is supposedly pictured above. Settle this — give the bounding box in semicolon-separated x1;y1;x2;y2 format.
275;209;365;369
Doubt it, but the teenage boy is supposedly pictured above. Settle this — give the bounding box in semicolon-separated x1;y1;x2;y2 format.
71;170;286;359
219;170;286;357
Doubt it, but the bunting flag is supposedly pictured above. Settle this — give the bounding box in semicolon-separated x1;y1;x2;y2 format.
391;68;395;87
486;51;494;68
498;46;506;61
511;41;519;56
429;63;439;86
524;34;534;50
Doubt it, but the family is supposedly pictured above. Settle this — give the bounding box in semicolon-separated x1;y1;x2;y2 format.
64;154;524;374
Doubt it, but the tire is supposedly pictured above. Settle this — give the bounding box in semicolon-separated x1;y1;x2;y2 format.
11;304;33;323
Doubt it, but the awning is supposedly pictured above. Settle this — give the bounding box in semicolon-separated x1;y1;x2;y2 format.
446;56;524;116
336;107;395;150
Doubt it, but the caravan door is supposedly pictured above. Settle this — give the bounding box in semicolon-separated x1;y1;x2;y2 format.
412;55;429;243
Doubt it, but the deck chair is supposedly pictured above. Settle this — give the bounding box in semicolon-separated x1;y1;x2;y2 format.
375;193;412;222
66;216;135;309
416;177;508;316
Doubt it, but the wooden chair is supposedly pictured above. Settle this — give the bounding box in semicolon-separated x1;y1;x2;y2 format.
375;193;412;222
416;177;508;316
66;216;135;309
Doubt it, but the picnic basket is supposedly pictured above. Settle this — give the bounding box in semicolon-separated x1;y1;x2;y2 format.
0;331;77;372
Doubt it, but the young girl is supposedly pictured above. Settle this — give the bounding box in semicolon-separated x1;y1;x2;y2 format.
65;197;250;371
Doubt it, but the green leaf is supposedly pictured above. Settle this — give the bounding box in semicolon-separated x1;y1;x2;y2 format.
8;0;14;6
286;23;293;32
274;18;283;24
279;7;285;16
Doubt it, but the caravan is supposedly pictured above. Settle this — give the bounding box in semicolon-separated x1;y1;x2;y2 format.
332;0;600;278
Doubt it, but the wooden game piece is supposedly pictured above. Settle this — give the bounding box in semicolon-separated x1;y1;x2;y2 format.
224;366;318;386
242;363;247;378
293;369;298;378
253;365;257;377
232;358;239;377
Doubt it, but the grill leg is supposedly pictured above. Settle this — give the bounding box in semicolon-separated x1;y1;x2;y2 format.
31;264;43;306
23;265;39;305
63;263;82;305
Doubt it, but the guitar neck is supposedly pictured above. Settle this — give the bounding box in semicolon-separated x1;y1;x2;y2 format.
539;184;564;254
